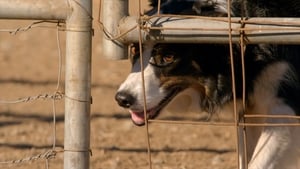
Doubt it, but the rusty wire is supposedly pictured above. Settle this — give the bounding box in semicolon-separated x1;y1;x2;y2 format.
224;1;242;168
0;20;65;35
0;92;64;104
138;1;154;168
0;150;59;165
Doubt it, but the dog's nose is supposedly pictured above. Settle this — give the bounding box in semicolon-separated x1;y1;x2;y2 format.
115;91;135;108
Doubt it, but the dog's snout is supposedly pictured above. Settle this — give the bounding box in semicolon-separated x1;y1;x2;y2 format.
115;91;135;108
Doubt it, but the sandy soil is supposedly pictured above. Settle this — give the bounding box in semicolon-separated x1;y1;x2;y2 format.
0;1;237;169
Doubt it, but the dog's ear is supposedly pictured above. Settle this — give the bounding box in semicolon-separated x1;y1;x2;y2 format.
129;43;140;63
130;43;139;56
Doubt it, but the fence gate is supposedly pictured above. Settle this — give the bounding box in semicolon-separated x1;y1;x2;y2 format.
0;1;92;169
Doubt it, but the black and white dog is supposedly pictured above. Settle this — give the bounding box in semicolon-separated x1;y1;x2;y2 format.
115;0;300;168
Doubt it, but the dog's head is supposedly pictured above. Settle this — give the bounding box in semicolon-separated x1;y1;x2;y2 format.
115;43;204;125
115;42;231;125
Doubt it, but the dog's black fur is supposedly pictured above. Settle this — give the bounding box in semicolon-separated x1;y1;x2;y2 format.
148;0;300;17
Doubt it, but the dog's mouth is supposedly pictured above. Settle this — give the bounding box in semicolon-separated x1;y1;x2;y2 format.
129;88;181;126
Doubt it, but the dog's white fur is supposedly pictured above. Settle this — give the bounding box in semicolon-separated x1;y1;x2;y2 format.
243;62;300;169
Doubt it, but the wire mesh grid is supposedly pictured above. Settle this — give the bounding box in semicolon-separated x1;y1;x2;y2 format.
99;0;300;169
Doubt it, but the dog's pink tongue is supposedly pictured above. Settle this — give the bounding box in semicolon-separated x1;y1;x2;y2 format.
130;110;145;125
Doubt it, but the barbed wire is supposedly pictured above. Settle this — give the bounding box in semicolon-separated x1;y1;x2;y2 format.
0;20;65;35
0;149;60;165
0;18;65;169
0;92;64;104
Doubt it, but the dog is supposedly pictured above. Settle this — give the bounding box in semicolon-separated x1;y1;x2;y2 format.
115;0;300;168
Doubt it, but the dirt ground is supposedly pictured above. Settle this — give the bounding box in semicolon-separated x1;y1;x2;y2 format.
0;1;237;169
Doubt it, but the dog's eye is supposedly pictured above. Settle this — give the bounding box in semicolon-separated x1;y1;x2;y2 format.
150;54;176;67
163;54;174;64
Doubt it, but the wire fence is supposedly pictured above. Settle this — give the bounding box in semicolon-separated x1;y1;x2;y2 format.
0;20;66;169
0;1;94;169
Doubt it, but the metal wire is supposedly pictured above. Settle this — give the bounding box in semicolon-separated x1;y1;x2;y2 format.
0;92;64;104
0;150;58;165
0;20;65;34
138;0;153;168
